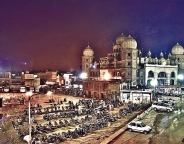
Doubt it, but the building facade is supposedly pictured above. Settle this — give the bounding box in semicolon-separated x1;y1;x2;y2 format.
81;33;184;100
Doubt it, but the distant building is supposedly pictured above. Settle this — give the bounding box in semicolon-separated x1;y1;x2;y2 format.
21;73;34;86
63;73;73;88
35;71;58;85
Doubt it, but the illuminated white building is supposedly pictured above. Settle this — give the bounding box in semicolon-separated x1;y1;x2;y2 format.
82;33;184;88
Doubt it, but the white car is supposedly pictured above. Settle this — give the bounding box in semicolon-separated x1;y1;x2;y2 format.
127;121;152;134
157;98;164;102
151;102;174;112
157;98;174;106
161;100;174;106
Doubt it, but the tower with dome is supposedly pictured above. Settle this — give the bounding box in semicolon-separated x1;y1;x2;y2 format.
82;33;138;85
170;43;184;72
82;45;94;76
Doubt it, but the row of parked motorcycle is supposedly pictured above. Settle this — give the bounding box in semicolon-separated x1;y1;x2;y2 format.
12;98;145;143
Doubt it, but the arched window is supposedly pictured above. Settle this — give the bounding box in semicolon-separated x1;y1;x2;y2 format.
158;72;166;78
96;71;98;76
170;79;174;85
148;71;154;78
117;72;120;76
90;71;93;76
86;64;88;69
118;54;121;61
171;72;175;78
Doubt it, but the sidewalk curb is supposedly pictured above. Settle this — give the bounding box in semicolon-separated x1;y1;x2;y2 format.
100;126;127;144
100;108;151;144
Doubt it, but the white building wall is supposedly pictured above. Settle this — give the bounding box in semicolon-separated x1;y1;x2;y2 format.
144;64;178;86
120;90;152;104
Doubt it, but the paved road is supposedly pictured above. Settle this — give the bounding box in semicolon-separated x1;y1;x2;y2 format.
111;131;152;144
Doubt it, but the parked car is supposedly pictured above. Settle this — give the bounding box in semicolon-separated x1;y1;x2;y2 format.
157;98;174;106
157;97;164;102
127;121;152;134
162;100;174;106
151;102;174;112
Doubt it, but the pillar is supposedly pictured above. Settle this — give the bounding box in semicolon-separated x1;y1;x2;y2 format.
154;72;158;79
166;73;170;85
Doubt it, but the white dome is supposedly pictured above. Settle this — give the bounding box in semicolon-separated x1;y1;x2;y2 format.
160;51;164;57
171;43;184;55
122;35;137;49
147;50;151;57
116;33;126;45
83;45;94;56
161;57;166;65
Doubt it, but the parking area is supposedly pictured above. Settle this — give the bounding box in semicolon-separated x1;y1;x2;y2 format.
0;93;145;144
2;93;182;144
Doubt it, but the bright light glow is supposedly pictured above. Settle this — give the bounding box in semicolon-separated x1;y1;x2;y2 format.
23;135;30;143
80;72;87;79
151;79;157;86
177;74;184;80
26;91;33;97
47;91;52;96
104;72;111;80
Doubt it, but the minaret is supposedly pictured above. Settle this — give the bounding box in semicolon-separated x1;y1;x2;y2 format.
121;35;138;85
82;45;94;76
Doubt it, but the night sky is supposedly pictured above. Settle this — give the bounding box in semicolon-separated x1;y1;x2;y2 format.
0;0;184;71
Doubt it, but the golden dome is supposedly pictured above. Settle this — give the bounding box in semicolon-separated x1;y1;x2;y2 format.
83;45;94;56
122;35;137;49
116;33;126;45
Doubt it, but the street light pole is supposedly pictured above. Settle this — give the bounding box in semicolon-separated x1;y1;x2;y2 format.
151;79;158;100
103;72;111;100
28;98;31;144
26;91;32;144
80;72;88;98
177;74;184;101
24;91;52;144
